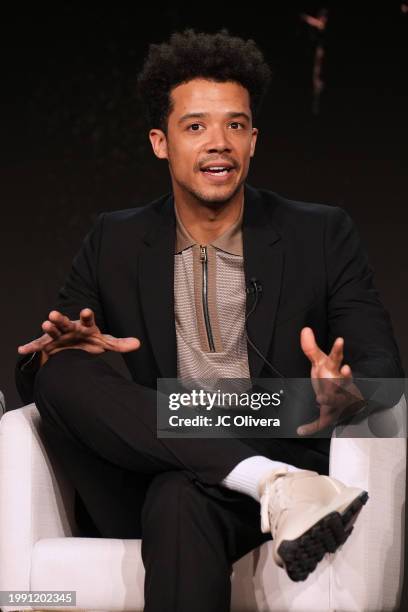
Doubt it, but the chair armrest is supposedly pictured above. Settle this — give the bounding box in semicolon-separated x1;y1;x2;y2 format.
329;404;406;611
0;404;77;593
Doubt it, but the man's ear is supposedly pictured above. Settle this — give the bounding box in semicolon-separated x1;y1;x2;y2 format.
149;129;168;160
250;127;259;158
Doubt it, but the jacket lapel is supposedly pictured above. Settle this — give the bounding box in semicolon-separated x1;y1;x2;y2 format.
243;184;283;379
138;193;178;380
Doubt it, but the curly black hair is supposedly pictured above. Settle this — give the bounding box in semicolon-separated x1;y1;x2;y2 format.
137;28;272;134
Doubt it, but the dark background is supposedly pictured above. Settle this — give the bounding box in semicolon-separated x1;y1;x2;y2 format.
2;2;407;401
0;0;407;608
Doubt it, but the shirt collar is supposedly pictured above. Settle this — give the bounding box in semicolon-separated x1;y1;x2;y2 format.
174;199;244;256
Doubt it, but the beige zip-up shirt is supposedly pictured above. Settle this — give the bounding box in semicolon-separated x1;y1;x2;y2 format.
174;199;251;393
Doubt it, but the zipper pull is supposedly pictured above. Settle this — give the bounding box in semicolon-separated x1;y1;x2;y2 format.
200;245;207;262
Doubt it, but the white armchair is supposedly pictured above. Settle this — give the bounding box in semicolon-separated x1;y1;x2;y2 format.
0;397;406;612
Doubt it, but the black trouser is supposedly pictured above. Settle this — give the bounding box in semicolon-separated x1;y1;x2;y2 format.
33;349;330;612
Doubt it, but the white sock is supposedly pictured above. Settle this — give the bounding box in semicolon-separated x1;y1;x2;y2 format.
221;456;302;502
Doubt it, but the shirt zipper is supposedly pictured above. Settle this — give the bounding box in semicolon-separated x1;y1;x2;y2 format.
200;245;216;352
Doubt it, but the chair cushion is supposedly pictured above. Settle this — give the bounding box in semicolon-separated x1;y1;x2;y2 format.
31;535;332;612
31;538;145;611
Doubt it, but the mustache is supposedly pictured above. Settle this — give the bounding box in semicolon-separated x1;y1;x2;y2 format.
198;159;238;169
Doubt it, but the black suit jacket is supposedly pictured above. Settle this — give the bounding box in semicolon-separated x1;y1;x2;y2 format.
16;182;404;410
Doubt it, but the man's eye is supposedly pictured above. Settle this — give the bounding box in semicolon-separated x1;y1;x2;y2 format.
230;122;244;129
188;124;203;131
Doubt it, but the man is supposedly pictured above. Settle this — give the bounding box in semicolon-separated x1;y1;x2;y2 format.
15;28;403;612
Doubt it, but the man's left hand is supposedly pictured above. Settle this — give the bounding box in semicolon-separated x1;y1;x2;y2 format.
297;327;366;436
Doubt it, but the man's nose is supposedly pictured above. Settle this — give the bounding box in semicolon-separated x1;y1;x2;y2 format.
205;126;232;152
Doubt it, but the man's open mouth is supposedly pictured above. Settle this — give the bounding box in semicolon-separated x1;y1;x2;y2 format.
200;166;234;176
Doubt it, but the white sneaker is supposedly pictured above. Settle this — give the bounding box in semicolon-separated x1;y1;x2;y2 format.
258;467;369;581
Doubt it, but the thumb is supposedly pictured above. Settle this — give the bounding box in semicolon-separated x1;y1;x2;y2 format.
297;419;321;436
297;415;331;436
108;336;141;353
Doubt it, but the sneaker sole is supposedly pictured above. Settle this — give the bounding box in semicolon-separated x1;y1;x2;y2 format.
276;490;369;582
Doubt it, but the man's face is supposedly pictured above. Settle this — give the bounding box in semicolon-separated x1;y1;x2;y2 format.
149;78;258;205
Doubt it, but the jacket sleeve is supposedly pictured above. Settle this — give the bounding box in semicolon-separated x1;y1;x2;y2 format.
324;206;404;414
14;213;107;406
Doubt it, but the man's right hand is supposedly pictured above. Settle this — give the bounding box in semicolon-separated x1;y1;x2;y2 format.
17;308;141;366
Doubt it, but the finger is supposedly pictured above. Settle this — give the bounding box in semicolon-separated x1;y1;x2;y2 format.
300;327;326;366
340;363;353;379
328;337;344;367
42;331;79;352
79;308;96;328
49;310;74;333
41;320;62;340
104;336;141;353
17;333;50;354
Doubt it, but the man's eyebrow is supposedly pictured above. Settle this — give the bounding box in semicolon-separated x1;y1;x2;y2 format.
178;111;251;124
